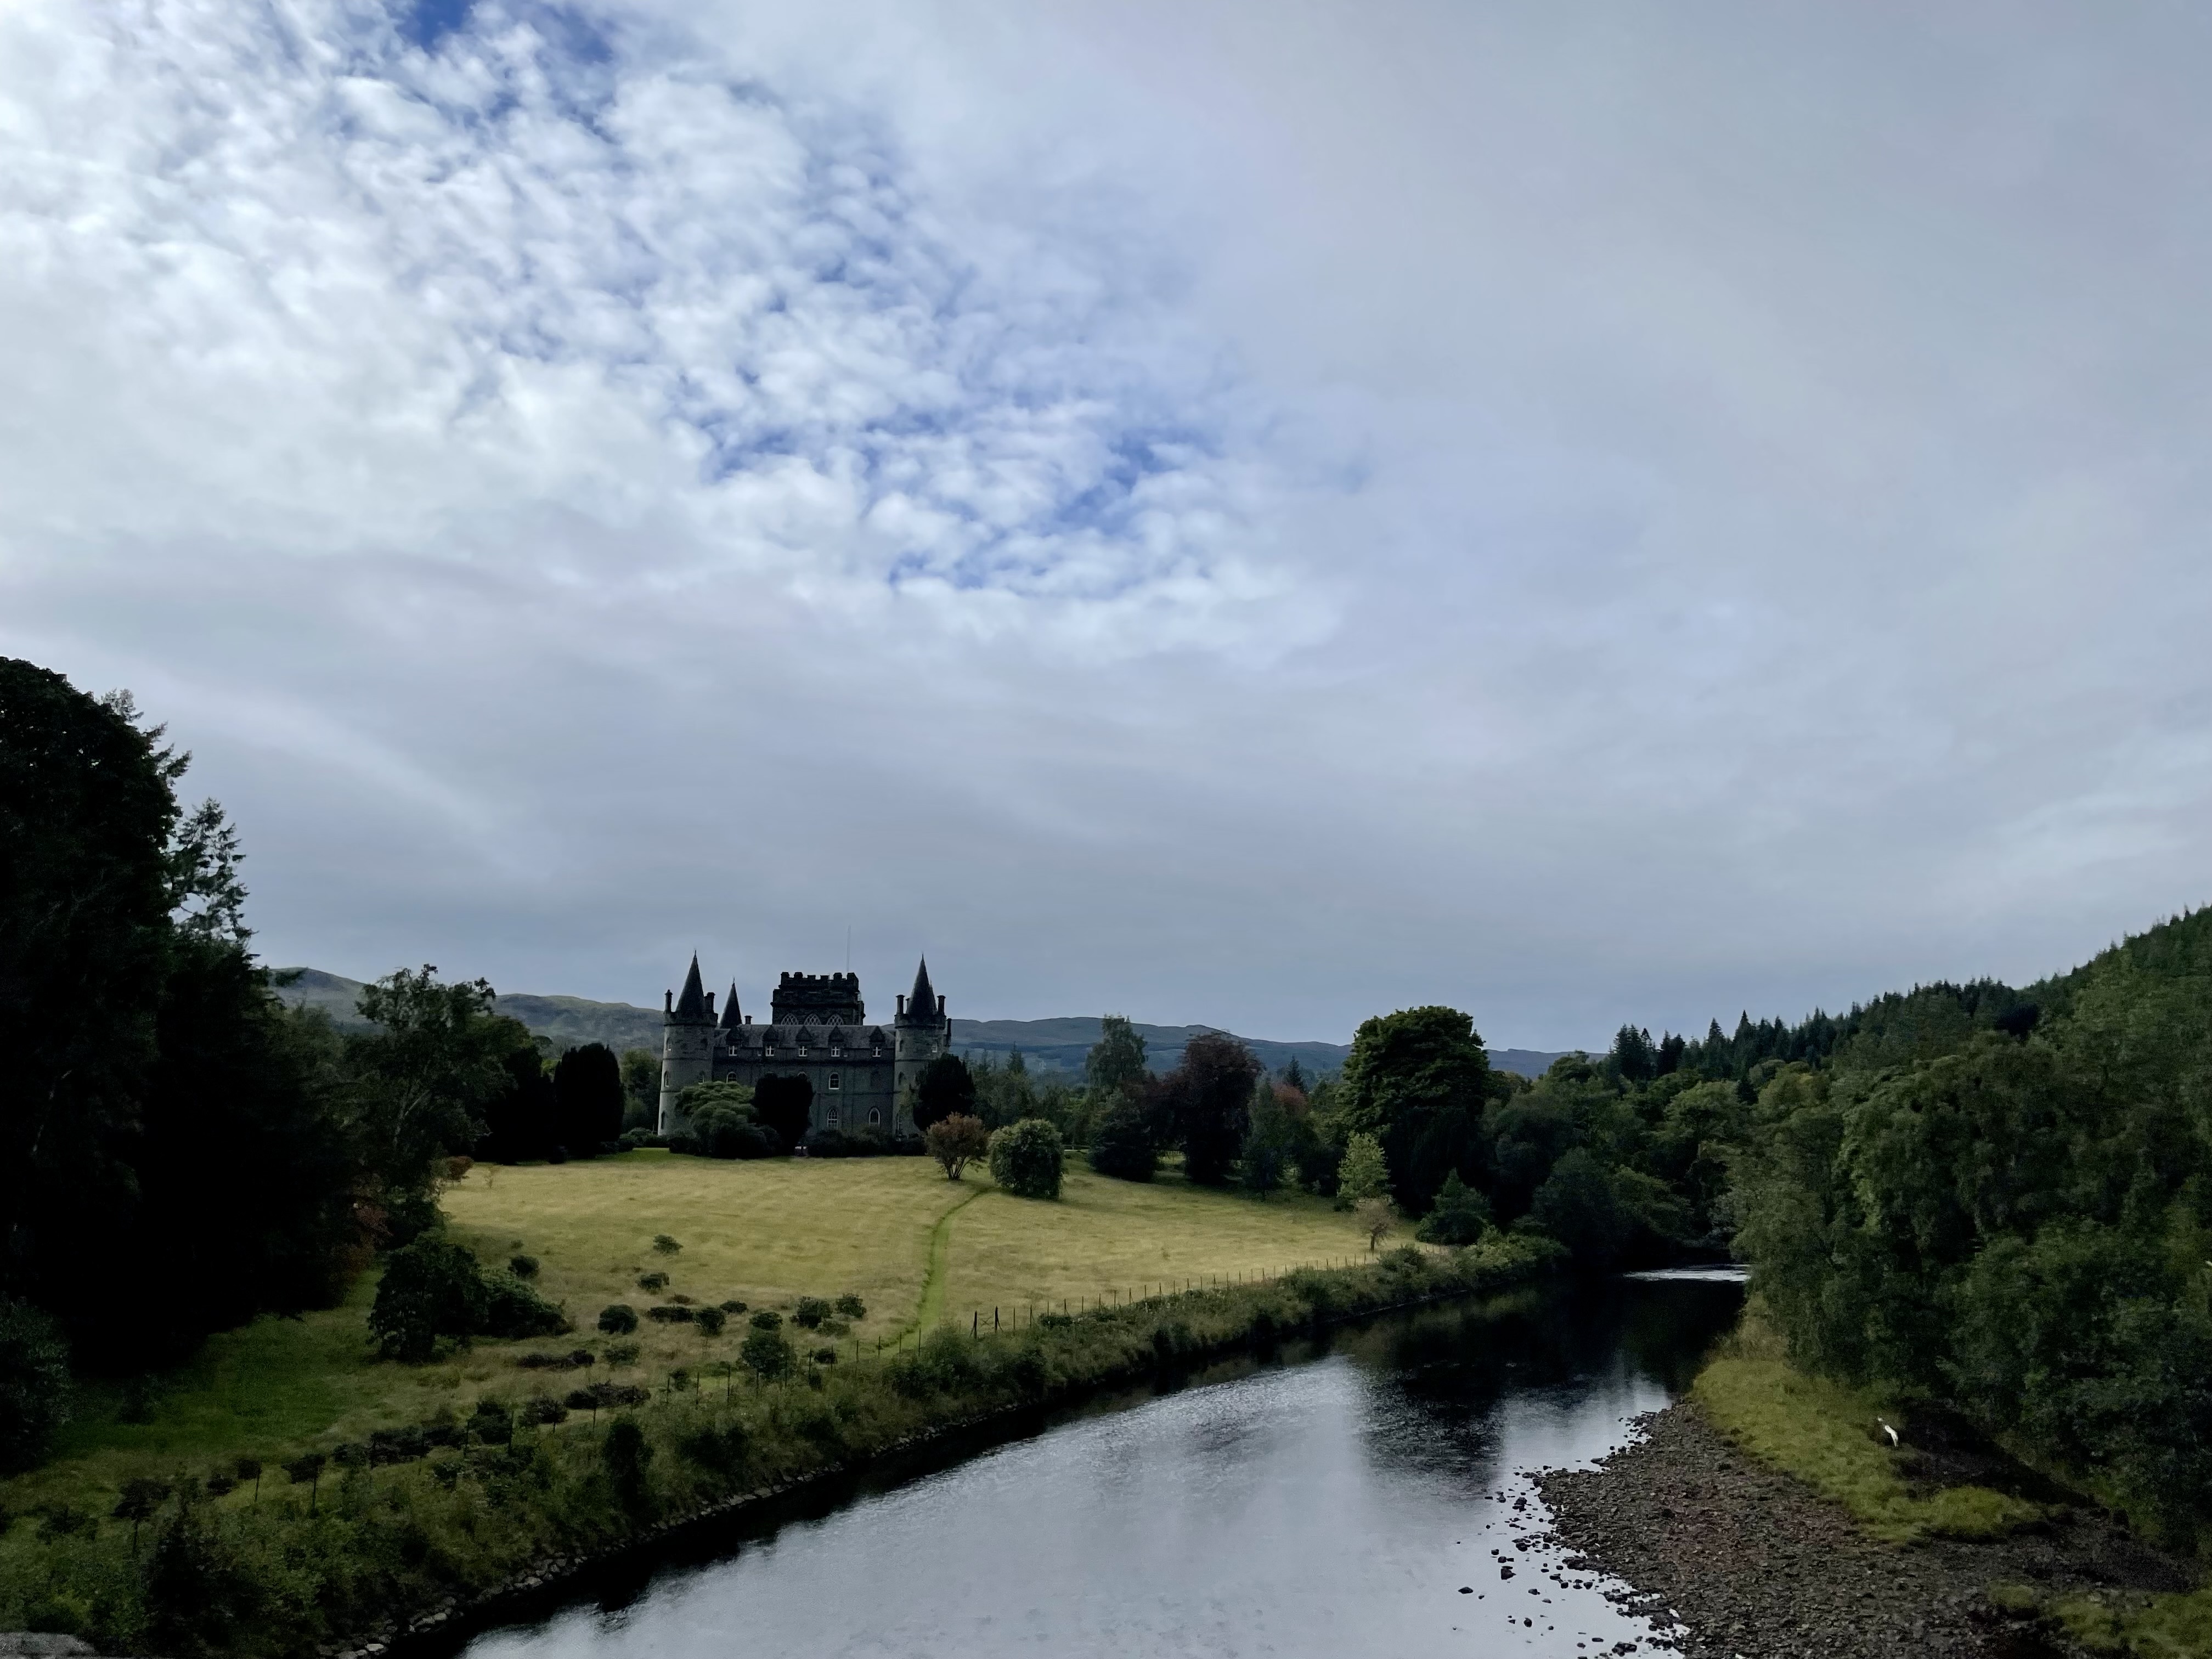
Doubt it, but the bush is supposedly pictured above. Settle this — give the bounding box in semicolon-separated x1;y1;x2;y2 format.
369;1239;564;1360
1087;1102;1155;1182
603;1340;640;1366
812;1347;837;1365
834;1293;866;1319
652;1234;681;1255
675;1421;750;1477
791;1297;831;1329
468;1397;514;1444
481;1272;567;1341
748;1310;782;1331
739;1328;794;1384
507;1254;539;1278
1416;1172;1493;1245
597;1304;639;1335
647;1305;694;1323
0;1297;72;1472
636;1271;669;1293
926;1114;989;1181
988;1118;1064;1199
695;1306;727;1338
519;1395;567;1426
719;1300;749;1314
602;1418;653;1511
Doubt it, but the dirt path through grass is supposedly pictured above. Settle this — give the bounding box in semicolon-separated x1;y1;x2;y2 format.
906;1181;991;1338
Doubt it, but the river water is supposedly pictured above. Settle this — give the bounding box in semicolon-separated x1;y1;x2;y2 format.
456;1270;1745;1659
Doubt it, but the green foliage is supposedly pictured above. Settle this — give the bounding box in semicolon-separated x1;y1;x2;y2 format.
507;1255;539;1278
351;967;515;1195
693;1306;726;1338
0;662;361;1369
619;1048;661;1131
1158;1033;1260;1187
738;1328;794;1384
551;1042;625;1155
1239;1083;1295;1198
1086;1100;1156;1182
912;1055;978;1134
924;1114;988;1181
601;1417;653;1511
1730;907;2212;1545
834;1294;866;1319
750;1074;814;1149
596;1304;638;1335
988;1119;1065;1199
1085;1015;1150;1098
1335;1133;1389;1207
368;1240;566;1362
790;1297;831;1329
1340;1006;1492;1215
1415;1173;1492;1245
0;1297;72;1472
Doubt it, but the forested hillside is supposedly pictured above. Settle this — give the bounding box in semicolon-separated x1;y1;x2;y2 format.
1725;909;2212;1545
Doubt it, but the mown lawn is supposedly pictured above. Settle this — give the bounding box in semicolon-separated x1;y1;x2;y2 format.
2;1149;1372;1519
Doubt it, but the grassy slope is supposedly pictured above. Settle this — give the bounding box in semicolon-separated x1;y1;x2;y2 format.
1692;1313;2212;1656
3;1150;1372;1522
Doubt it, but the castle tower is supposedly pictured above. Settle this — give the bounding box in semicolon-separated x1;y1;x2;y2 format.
892;956;950;1136
658;954;714;1135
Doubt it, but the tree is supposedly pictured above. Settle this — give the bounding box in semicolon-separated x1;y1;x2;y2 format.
0;1297;72;1472
988;1119;1064;1199
926;1114;988;1181
1527;1149;1630;1267
602;1417;653;1511
912;1054;978;1134
1165;1033;1260;1187
1416;1173;1493;1245
1;662;361;1367
476;1033;557;1171
752;1073;814;1149
553;1042;625;1155
739;1327;794;1384
1086;1015;1149;1097
1357;1198;1396;1252
350;967;512;1204
598;1304;639;1335
619;1048;661;1131
368;1238;564;1361
1239;1081;1295;1198
1087;1099;1156;1182
1341;1006;1492;1215
1336;1132;1390;1209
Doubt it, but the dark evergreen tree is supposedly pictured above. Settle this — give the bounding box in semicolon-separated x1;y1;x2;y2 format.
752;1073;814;1149
1165;1032;1260;1186
554;1042;624;1156
911;1053;977;1133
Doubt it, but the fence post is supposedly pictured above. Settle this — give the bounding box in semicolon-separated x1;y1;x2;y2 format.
972;1310;978;1339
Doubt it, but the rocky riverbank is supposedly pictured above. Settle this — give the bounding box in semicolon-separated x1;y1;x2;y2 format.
1533;1403;2199;1659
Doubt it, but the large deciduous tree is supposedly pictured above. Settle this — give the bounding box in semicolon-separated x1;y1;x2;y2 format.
348;968;514;1219
1162;1032;1260;1187
1340;1006;1492;1215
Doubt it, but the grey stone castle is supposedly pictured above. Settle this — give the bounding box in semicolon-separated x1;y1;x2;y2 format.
656;954;951;1141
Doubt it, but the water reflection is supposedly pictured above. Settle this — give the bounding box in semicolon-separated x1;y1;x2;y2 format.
454;1277;1742;1659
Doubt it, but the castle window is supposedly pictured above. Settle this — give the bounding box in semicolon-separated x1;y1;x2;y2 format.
828;1072;841;1091
868;1108;881;1126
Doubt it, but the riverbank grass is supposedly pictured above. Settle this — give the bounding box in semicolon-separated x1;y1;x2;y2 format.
1689;1310;2043;1543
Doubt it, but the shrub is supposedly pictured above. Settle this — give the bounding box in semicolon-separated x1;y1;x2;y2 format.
636;1271;669;1293
520;1395;567;1426
565;1347;595;1367
604;1340;640;1367
1087;1102;1156;1182
739;1328;794;1384
889;1325;979;1398
468;1398;514;1444
719;1300;749;1314
563;1388;599;1412
647;1304;694;1323
988;1118;1064;1199
675;1420;750;1477
0;1297;72;1472
369;1239;564;1360
367;1426;427;1464
791;1297;831;1329
925;1114;989;1181
695;1306;727;1338
1416;1173;1493;1245
834;1293;866;1319
602;1418;653;1512
748;1310;783;1331
812;1347;837;1365
508;1254;539;1278
652;1234;681;1256
598;1305;639;1335
204;1471;235;1497
670;1293;695;1304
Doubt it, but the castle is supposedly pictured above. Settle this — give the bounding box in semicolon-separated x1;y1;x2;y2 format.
656;954;951;1141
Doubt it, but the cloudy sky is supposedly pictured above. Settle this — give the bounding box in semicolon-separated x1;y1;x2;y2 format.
4;1;2207;1049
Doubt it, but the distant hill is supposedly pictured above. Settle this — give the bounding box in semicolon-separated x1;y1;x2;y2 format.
275;969;1576;1079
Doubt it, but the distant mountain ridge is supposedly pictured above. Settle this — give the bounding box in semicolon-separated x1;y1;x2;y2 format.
273;969;1576;1080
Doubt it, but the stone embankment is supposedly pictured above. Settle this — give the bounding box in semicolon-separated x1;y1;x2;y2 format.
1534;1404;2196;1659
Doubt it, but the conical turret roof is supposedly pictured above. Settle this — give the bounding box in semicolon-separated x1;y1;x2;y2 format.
673;954;709;1023
719;982;742;1029
906;956;937;1019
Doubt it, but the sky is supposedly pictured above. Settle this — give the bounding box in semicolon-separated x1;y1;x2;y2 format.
3;1;2208;1049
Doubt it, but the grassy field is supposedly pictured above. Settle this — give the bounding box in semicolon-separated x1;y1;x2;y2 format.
3;1149;1377;1519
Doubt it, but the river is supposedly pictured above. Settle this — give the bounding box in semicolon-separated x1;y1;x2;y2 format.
453;1269;1745;1659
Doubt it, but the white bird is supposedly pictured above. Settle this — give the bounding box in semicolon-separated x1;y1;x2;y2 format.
1877;1418;1900;1447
